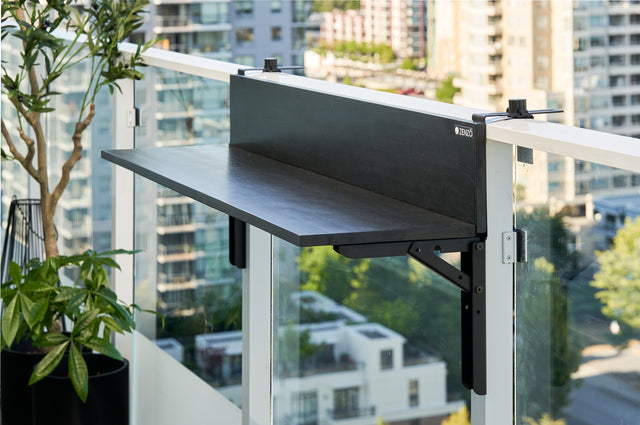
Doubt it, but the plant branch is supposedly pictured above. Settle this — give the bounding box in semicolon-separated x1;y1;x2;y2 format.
50;104;95;210
1;119;40;182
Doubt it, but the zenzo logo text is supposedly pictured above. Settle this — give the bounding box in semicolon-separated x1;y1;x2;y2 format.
454;125;474;138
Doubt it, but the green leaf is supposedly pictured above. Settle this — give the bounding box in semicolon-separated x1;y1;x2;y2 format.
67;290;88;313
53;287;80;302
1;295;21;347
28;298;49;328
8;261;22;283
72;308;100;336
29;341;69;385
69;343;88;403
19;293;35;327
81;338;122;361
36;332;69;347
100;315;123;333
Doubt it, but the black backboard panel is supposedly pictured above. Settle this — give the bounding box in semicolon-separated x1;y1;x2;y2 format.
230;75;486;232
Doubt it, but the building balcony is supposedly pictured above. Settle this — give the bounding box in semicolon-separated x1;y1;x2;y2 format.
327;406;376;421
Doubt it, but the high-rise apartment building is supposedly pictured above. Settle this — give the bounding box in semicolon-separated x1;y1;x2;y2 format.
440;0;640;217
132;0;315;313
320;0;427;59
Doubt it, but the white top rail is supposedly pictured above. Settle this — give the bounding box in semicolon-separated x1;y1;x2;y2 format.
121;42;639;174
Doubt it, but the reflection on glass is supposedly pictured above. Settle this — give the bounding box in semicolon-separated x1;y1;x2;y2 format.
272;238;469;425
515;152;640;425
1;36;114;259
134;71;241;405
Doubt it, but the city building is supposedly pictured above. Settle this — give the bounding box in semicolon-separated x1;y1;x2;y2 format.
593;192;640;245
439;1;640;222
190;291;464;425
130;0;316;314
320;0;427;59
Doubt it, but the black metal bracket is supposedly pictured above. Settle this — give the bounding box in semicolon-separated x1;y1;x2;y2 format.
472;98;562;123
334;237;487;395
238;57;303;76
229;217;246;269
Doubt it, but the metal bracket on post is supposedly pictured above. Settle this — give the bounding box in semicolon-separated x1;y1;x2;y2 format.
502;229;528;264
229;216;246;269
471;98;563;124
334;237;487;395
127;107;140;128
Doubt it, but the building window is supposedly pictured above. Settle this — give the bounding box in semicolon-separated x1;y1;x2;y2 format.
632;54;640;65
589;36;605;47
631;34;640;45
632;75;640;86
609;55;625;66
236;28;254;46
613;175;629;188
235;0;253;17
292;391;318;425
270;0;282;13
380;349;393;370
292;27;306;50
609;34;625;46
589;15;606;27
609;14;625;26
610;75;626;87
235;55;255;67
409;380;419;407
612;95;626;107
333;387;359;419
590;55;606;68
271;26;282;41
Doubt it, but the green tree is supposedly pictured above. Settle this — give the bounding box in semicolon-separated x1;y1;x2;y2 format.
313;1;361;13
400;57;417;70
515;208;582;421
274;325;323;377
435;76;461;104
298;247;464;396
591;216;640;329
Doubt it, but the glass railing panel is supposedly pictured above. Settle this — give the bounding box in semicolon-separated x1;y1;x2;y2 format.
133;69;241;406
514;151;640;425
272;236;470;425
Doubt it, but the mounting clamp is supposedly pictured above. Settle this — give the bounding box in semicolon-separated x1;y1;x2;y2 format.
238;57;303;76
471;98;563;123
335;237;487;395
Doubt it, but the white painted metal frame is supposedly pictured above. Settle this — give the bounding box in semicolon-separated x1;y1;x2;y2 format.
242;226;273;425
472;140;514;425
108;43;640;425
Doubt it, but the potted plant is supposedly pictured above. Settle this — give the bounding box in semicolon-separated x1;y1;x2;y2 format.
1;250;153;424
1;0;157;423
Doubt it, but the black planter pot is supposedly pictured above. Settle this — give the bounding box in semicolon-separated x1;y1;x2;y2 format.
1;339;46;425
31;354;129;425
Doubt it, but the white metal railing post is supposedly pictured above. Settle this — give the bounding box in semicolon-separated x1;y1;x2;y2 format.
471;140;514;425
111;79;135;359
242;225;273;425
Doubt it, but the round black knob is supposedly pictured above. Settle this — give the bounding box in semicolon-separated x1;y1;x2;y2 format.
507;98;527;115
264;58;279;72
